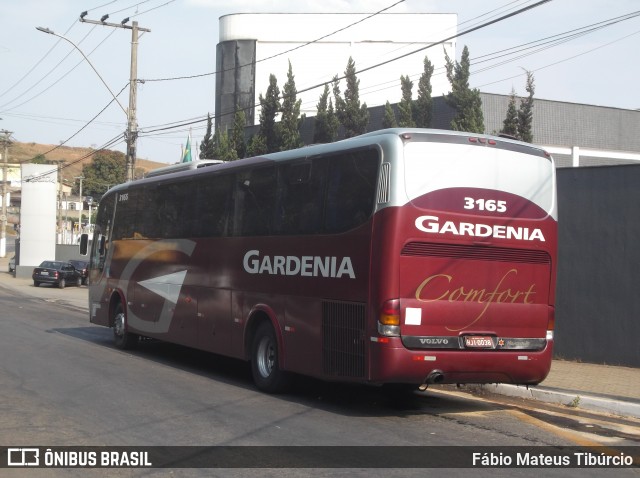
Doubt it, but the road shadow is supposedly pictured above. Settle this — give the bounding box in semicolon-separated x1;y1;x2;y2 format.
53;325;509;419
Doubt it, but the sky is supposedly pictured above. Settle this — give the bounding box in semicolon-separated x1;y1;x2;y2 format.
0;0;639;165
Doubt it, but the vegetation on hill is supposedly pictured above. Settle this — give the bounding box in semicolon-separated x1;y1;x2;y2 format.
6;141;165;195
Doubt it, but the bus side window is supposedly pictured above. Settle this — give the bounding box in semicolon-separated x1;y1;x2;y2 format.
277;159;326;235
325;149;379;233
196;174;232;237
236;167;277;236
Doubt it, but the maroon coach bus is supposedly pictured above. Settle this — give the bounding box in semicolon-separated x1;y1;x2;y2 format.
81;129;557;393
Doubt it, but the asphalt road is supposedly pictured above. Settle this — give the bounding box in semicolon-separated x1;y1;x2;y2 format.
0;285;637;477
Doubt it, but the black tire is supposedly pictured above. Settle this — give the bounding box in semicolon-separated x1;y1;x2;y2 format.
112;303;138;350
251;321;291;394
58;278;66;289
33;281;40;287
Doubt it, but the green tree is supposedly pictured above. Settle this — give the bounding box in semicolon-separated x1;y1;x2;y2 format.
31;154;53;164
213;129;238;161
199;114;215;159
230;109;247;159
313;84;339;143
246;134;267;157
333;57;369;138
500;89;519;138
414;55;434;128
258;73;282;153
518;70;535;143
398;75;415;127
81;150;127;198
382;101;397;128
280;61;304;151
444;45;484;133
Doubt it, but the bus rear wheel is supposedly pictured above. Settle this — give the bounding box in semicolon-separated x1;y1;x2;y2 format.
112;303;138;350
251;321;290;394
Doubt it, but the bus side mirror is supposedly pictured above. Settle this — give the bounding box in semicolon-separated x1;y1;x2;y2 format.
79;234;89;256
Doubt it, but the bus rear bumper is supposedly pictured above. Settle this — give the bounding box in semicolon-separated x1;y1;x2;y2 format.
369;338;554;386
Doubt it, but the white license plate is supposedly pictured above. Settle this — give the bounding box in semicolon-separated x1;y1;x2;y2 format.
464;336;494;349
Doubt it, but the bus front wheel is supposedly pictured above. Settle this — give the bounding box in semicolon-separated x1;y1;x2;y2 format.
251;321;290;394
112;303;138;350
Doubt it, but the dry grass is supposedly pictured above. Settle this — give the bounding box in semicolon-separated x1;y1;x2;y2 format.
6;141;165;180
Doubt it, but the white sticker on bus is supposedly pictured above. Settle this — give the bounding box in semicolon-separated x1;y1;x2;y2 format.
405;307;422;325
243;250;355;279
415;215;545;242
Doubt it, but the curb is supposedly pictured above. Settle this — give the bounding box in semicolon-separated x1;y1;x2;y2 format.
480;383;640;419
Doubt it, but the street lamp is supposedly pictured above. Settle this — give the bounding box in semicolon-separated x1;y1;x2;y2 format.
35;26;128;116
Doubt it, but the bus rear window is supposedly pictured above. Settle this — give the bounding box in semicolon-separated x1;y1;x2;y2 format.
404;141;555;218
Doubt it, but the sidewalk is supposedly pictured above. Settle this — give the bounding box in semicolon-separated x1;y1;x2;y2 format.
1;254;639;418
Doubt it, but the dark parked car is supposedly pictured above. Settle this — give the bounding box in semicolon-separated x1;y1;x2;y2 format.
32;261;83;289
68;259;89;285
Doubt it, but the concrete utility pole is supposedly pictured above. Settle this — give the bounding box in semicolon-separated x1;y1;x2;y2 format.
75;176;84;236
0;129;12;258
79;14;150;182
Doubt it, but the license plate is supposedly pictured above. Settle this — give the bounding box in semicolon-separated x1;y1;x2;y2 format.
464;336;494;349
41;271;49;276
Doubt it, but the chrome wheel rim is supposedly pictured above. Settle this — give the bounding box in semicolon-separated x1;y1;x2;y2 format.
256;336;275;379
114;312;125;338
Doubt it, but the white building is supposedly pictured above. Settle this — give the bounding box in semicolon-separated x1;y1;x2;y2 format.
215;13;457;133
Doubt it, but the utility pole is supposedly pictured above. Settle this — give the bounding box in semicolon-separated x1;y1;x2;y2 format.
0;129;12;258
75;176;84;237
79;14;150;181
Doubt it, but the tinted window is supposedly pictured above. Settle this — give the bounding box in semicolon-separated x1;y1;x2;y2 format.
276;159;327;235
235;167;277;236
195;174;233;237
112;189;139;240
324;149;379;233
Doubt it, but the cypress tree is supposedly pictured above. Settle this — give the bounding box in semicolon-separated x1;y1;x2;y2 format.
199;114;215;159
213;129;237;162
313;83;338;143
444;45;484;133
280;61;304;151
398;75;415;127
382;101;397;128
258;74;282;153
518;70;535;143
414;55;434;128
333;57;369;138
500;89;519;138
230;109;247;159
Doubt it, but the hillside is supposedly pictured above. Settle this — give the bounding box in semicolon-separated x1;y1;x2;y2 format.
6;141;166;180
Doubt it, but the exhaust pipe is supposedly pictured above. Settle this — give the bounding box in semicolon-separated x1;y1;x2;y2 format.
426;370;445;384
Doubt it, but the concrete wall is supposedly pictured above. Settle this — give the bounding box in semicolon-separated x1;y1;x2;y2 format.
555;164;640;367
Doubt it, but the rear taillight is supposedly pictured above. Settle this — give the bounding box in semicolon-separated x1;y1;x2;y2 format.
378;299;401;337
546;307;555;340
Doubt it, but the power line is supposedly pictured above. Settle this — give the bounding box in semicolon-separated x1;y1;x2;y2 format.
476;28;640;89
140;0;407;83
18;83;128;170
0;0;125;101
0;27;118;113
293;1;552;99
139;0;552;138
0;0;174;111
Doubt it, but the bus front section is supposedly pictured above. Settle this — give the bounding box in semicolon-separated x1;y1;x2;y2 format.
370;131;557;388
